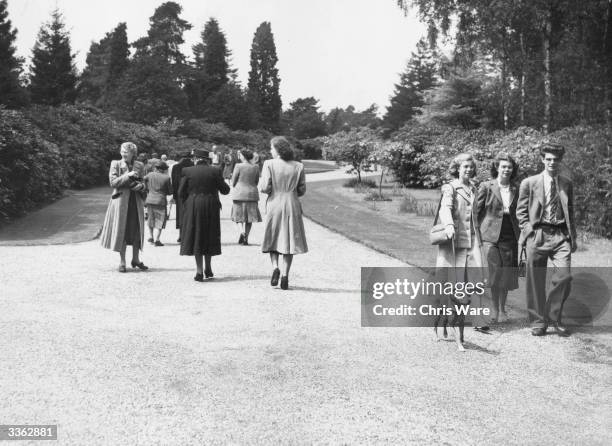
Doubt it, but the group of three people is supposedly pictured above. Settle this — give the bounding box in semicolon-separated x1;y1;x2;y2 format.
101;136;308;290
436;143;575;338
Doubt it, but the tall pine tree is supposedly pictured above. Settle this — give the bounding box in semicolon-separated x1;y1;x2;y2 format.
109;2;190;123
187;17;238;120
383;38;438;130
247;22;282;132
29;9;77;106
193;18;232;93
79;22;128;106
106;22;129;90
0;0;26;107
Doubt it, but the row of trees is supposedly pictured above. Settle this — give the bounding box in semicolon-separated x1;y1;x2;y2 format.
0;1;284;131
0;0;384;139
388;0;612;132
3;0;612;138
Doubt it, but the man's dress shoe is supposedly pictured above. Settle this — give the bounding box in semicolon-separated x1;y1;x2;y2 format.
553;323;571;337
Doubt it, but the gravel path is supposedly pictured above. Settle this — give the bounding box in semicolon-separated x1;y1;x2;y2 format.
1;171;611;445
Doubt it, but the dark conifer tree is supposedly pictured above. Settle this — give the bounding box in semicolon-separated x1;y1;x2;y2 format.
193;18;232;93
383;38;438;130
0;0;26;107
247;22;282;132
78;37;110;104
78;23;128;106
132;1;191;65
188;17;237;119
29;9;77;106
109;2;190;123
107;22;129;89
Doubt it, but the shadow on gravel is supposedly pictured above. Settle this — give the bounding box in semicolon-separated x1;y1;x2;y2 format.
290;286;361;293
462;341;502;355
571;336;612;365
198;275;271;282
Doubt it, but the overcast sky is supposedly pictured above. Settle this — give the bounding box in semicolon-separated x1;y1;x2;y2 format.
7;0;426;114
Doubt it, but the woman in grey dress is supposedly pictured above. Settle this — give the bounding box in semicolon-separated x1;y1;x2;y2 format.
231;149;262;245
259;136;308;290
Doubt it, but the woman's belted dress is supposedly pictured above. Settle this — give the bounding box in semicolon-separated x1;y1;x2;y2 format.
259;158;308;254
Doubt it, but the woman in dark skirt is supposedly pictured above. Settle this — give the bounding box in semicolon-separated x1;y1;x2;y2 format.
231;149;262;245
178;148;230;281
477;152;520;323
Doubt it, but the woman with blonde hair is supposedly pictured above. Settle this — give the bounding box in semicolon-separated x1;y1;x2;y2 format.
100;142;148;272
259;136;308;290
435;153;489;349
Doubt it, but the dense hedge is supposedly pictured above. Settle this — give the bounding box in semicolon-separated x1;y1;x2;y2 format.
0;108;66;220
0;105;275;223
389;124;612;237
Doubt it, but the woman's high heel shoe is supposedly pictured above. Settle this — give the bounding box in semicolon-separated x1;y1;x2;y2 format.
131;260;149;270
204;268;214;279
271;268;280;286
280;276;289;290
194;273;204;282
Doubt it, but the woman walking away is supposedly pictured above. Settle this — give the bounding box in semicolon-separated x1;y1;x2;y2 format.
223;150;236;184
259;136;308;290
231;149;262;245
179;148;230;281
436;153;488;350
477;153;520;323
144;160;173;246
100;142;148;272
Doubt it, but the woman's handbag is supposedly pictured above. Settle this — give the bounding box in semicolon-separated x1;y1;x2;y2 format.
518;247;527;277
429;184;454;245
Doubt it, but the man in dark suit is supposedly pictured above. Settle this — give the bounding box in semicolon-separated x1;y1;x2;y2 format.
171;150;193;242
516;143;577;337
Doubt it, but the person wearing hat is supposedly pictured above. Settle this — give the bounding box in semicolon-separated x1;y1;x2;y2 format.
144;160;173;246
171;150;194;242
178;148;230;281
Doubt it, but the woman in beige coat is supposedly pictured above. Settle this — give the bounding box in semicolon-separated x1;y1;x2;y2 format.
259;136;308;290
100;142;148;272
436;153;489;338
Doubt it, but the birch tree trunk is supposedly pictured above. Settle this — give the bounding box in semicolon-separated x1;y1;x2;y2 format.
519;32;527;126
542;8;553;133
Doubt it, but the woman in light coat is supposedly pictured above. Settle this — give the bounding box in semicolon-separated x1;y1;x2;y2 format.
259;136;308;290
100;142;148;272
436;153;489;340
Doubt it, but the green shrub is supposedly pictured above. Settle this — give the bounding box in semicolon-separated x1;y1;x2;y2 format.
390;123;612;237
0;108;66;221
0;105;280;223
